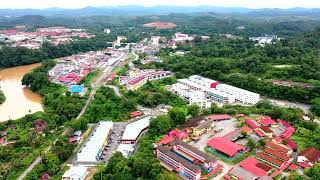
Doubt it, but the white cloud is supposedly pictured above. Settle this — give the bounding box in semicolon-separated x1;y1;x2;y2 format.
1;0;320;9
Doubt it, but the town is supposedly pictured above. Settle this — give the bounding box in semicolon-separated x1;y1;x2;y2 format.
1;3;320;180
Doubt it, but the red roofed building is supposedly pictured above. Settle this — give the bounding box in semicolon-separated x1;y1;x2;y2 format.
157;135;174;145
266;141;292;155
207;137;245;157
126;75;148;91
241;126;253;134
298;147;320;168
206;114;231;121
80;69;90;76
287;164;298;171
285;138;298;151
280;127;295;138
260;116;277;127
257;126;273;138
254;129;265;137
240;157;268;177
131;111;143;118
245;119;259;129
277;119;292;128
168;130;189;141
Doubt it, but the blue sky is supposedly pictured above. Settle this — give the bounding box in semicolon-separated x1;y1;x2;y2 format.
1;0;320;9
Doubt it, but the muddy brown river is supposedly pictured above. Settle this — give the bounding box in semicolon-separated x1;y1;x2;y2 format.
0;63;43;122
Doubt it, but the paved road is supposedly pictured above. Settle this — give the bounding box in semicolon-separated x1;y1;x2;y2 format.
18;51;130;180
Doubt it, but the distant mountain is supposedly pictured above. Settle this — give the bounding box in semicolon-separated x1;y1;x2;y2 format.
0;6;320;17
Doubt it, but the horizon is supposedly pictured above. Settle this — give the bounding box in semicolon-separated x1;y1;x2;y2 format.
1;0;320;9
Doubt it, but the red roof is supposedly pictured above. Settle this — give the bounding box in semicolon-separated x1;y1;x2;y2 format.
255;129;265;137
259;126;273;133
207;137;245;157
288;164;298;171
245;119;259;129
299;147;320;164
274;136;283;143
128;75;146;85
73;76;83;84
285;138;298;150
80;69;89;76
266;141;291;154
277;119;292;128
260;116;276;126
236;114;246;118
206;114;231;121
157;135;174;145
131;111;142;117
281;127;295;138
168;130;189;140
240;126;253;133
240;157;267;177
68;136;78;143
298;162;312;168
0;138;4;144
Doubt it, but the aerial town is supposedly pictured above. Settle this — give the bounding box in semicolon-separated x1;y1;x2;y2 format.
1;3;320;180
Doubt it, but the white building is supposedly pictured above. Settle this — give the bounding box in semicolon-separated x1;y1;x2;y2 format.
205;88;236;104
189;75;218;89
104;28;111;34
190;94;212;109
150;36;161;45
121;116;151;144
216;84;260;104
178;79;206;91
76;121;113;164
174;32;194;42
62;166;88;180
116;143;135;158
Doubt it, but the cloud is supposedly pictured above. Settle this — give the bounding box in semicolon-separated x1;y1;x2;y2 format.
1;0;320;9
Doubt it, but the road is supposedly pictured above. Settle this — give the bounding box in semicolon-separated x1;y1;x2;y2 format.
18;50;130;180
107;85;123;97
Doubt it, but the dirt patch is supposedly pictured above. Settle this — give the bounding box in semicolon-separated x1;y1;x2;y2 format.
143;22;177;29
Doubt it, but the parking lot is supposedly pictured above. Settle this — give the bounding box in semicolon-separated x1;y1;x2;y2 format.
100;122;126;163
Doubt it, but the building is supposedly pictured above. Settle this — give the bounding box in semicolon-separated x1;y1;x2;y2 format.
216;84;260;105
239;157;272;177
206;114;231;121
205;88;235;104
126;75;148;91
76;121;113;164
120;116;151;144
156;146;202;180
116;143;135;158
207;137;245;157
257;126;273;138
189;95;212;109
188;75;218;89
256;152;285;168
298;147;320;168
147;71;173;81
62;166;88;180
228;166;258;180
150;36;161;45
173;32;194;42
178;78;206;91
192;120;214;137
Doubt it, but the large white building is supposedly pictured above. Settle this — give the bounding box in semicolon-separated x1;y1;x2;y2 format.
76;121;113;164
62;166;88;180
205;88;235;104
189;75;218;89
121;116;151;144
216;84;260;105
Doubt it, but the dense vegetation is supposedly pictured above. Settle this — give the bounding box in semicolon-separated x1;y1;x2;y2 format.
153;31;320;105
0;89;5;104
0;34;115;68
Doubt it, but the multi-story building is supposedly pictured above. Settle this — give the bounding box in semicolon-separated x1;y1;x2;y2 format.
147;71;173;81
178;79;206;91
156;146;202;180
205;88;235;104
189;75;218;89
126;75;148;91
216;84;260;104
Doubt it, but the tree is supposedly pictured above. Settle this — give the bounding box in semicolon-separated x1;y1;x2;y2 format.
149;115;173;137
42;152;59;174
187;105;200;118
305;163;320;179
169;108;186;125
311;98;320;116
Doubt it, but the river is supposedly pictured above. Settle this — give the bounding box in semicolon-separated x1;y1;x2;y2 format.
0;63;43;122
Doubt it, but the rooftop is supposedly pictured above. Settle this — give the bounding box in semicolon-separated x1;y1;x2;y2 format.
299;147;320;164
122;116;151;141
207;137;245;157
206;114;231;121
240;157;267;177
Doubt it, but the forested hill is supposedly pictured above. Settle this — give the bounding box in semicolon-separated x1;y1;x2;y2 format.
287;27;320;49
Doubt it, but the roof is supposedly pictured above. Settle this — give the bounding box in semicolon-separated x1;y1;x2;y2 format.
240;157;267;177
207;137;245;157
259;126;273;134
245;119;259;129
299;147;320;164
264;147;290;161
127;75;147;85
229;166;257;180
285;138;298;150
70;85;84;93
157;135;174;145
256;163;273;172
266;141;291;154
206;114;231;121
260;116;276;126
130;111;142;117
258;176;273;180
288;164;298;171
277;119;292;128
173;139;216;163
223;129;242;141
256;152;284;167
178;116;205;130
280;127;295;138
169;130;189;140
157;146;201;173
241;126;253;133
122;116;151;141
117;144;135;158
62;166;88;179
255;129;265;137
77;121;113;163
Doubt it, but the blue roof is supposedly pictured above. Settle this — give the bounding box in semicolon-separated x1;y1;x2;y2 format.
70;84;84;93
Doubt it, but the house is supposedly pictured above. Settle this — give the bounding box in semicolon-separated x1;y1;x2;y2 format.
280;127;295;139
192;120;214;137
257;126;273;138
33;119;47;133
239;157;271;177
207;137;245;157
157;135;174;145
168;130;189;141
298;147;320;168
40;173;50;180
241;126;253;134
260;116;277;127
130;111;143;118
256;152;285;168
266;141;292;155
62;166;88;180
245;119;259;129
126;75;148;91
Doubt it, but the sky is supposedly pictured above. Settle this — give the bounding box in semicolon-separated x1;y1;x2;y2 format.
1;0;320;9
